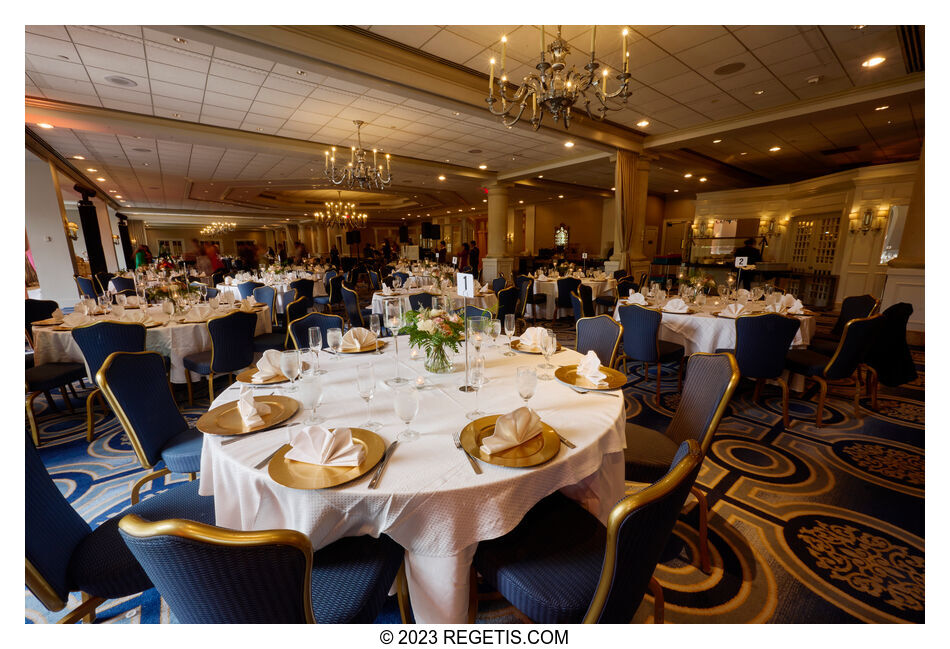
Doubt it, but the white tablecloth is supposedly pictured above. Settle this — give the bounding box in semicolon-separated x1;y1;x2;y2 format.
32;305;272;384
370;289;497;317
198;338;626;623
532;277;617;320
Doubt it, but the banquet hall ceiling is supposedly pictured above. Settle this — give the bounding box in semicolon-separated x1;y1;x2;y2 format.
25;24;923;224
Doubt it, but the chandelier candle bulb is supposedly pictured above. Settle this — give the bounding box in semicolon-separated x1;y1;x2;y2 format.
501;36;507;72
489;58;495;94
540;25;544;55
373;149;377;166
590;25;596;56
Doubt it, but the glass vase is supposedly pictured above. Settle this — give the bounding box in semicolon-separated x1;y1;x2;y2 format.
424;343;454;374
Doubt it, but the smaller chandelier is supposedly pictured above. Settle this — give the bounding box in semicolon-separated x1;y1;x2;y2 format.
201;221;236;236
314;192;368;230
487;25;632;130
325;120;392;190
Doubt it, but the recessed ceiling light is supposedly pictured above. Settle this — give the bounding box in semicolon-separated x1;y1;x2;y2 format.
862;56;886;68
769;146;781;152
454;112;461;116
86;168;97;172
518;200;524;204
684;173;693;178
740;152;748;156
806;75;822;85
108;189;116;193
296;69;306;75
482;199;487;203
714;62;746;76
537;175;543;179
673;189;679;193
875;105;890;111
104;75;138;88
852;25;866;30
142;163;149;166
558;195;564;198
36;123;53;129
115;195;122;198
172;113;181;118
96;177;106;181
564;141;575;148
478;164;487;170
698;177;707;182
753;89;765;95
438;175;446;181
712;139;722;143
174;37;187;44
636;119;650;128
71;155;85;160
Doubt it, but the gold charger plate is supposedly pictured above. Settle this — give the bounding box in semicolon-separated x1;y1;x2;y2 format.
32;318;62;326
510;339;562;354
235;368;287;385
459;415;560;468
267;428;386;489
339;340;387;353
554;364;626;391
197;394;299;435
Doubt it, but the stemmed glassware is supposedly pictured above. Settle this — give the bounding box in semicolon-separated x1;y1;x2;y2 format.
538;329;557;378
465;355;486;420
384;299;408;386
394;385;420;442
308;327;327;375
161;298;175;320
298;374;325;424
369;314;382;355
115;292;127;307
751;286;765;302
489;318;501;349
279;349;301;394
517;366;537;407
356;362;381;431
326;327;343;360
503;313;516;356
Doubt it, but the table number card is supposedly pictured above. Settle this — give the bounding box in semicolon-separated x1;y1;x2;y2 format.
582;252;588;259
734;256;748;268
452;256;458;265
457;272;474;298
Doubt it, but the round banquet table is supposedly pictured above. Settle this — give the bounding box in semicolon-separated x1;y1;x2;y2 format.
370;288;497;316
532;277;617;320
31;304;271;384
218;278;327;313
198;337;626;623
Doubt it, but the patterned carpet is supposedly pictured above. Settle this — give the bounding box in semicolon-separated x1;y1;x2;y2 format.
25;309;924;624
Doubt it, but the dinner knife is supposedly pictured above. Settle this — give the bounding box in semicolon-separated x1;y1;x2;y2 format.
254;445;286;470
369;440;399;489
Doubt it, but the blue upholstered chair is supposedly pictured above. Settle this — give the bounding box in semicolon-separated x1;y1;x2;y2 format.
456;305;492;321
315;275;344;313
253;285;276;316
205;287;219;299
613;269;629;280
255;295;308;353
623;352;739;573
110;276;135;292
473;439;703;624
117;516;404;623
570;291;585;324
289;312;345;350
237;281;264;299
289;279;315;309
719;313;801;428
617;303;686;403
514;278;531;320
555;277;581;319
368;270;382;291
211;270;226;287
408;292;433;311
341;285;372;329
182;311;257;404
25;437;214;623
810;294;879;356
616;277;638;298
578;283;595;317
392;271;409;286
785;315;881;427
74;275;99;298
576;315;623;368
26;298;59;345
516;276;545;323
71;321;148;443
97;351;204;503
865;302;917;409
491;276;508;293
496;286;519;323
26;361;87;447
94;272;115;295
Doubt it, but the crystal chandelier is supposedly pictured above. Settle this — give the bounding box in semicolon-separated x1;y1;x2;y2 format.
200;221;236;236
313;192;369;230
324;120;392;190
486;25;631;129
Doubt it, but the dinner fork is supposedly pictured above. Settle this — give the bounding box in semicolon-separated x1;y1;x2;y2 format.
569;386;622;398
453;432;482;474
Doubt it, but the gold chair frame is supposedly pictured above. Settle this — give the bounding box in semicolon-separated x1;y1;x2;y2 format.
575;314;623;369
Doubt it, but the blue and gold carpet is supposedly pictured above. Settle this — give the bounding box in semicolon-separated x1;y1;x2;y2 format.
25;314;924;623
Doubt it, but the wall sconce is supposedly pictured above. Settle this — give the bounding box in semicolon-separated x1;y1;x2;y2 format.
693;220;709;237
130;237;137;246
66;221;79;241
759;218;785;240
505;232;514;245
112;234;121;245
849;208;884;235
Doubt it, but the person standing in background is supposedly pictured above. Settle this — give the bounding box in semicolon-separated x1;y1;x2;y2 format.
437;240;447;263
732;238;762;289
459;243;470;270
469;240;479;274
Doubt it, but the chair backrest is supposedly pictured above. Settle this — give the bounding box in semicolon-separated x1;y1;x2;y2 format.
235;281;261;300
289;279;315;307
491;277;507;293
866;302;917;386
368;270;381;291
289;312;344;349
576;315;622;367
71;321;147;386
26;299;59;344
515;275;532;292
25;437;93;611
637;272;648;289
210;270;226;286
327;275;344;304
556;277;582;308
205;287;219;299
207;311;258;373
460;265;472;274
111;276;136;292
617;304;663;363
252;286;276;316
616;278;638;297
570;291;585;324
323;269;337;292
284;296;309;329
665;353;740;453
341;285;365;328
408;292;433;311
832;294;878;337
734;313;801;379
393;272;409;285
118;515;314;623
457;305;492;320
579;283;595;317
496;286;519;323
613;269;629;280
97;351;192;468
75;275;98;298
584;439;702;623
516;279;531;317
95;272;115;295
824;315;881;380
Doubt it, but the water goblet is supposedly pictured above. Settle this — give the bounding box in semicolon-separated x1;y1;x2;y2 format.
538;329;557;378
465;355;486;420
326;327;343;360
489;319;501;349
503;313;516;357
369;314;382;355
384;299;408;386
517;366;537;406
115;293;127;307
279;349;301;394
394;385;420;442
308;327;327;375
161;298;175;320
209;295;220;309
355;362;381;431
297;374;324;424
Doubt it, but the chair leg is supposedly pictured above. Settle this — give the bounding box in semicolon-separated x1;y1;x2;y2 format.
67;382;79;400
60;386;74;414
56;593;104;624
82;592;97;624
44;390;58;413
185;371;194;406
467;565;479;624
130;468;171;505
188;472;197;481
85;388;101;442
867;366;879;411
655;363;662;405
648;576;665;624
752;378;763;403
815;377;828;428
677;360;684;392
691;485;711;574
853;373;862;419
777;376;790;429
208;373;215;403
396;561;413;624
26;392;41;447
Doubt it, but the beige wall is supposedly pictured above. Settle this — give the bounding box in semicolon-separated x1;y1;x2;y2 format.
663;197;696;223
533;198;603;255
142;227;269;256
646;195;664;227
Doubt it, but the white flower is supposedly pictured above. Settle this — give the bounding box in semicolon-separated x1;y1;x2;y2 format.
417;319;436;334
429;309;444;317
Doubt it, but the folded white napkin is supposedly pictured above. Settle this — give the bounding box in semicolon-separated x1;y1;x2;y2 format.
237;384;271;428
251;349;283;383
536;273;547;281
765;303;786;314
664;298;689;313
111;305;125;319
184;305;212;323
381;284;393;296
786;299;804;315
517;327;547;352
224;277;233;285
628;292;647;305
736;288;750;301
239;297;257;312
52;307;63;319
62;313;94;328
123;310;151;324
720;303;745;318
285;425;366;466
126;295;141;307
472;280;481;292
576;350;607;385
341;327;377;351
780;293;797;309
480;407;543;456
479;283;493;294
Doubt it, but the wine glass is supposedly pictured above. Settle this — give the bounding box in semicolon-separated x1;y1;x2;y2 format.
115;292;127;307
384;299;408;386
369;314;382;355
308;327;327;375
279;350;301;394
199;284;208;301
665;278;673;293
297;374;325;424
465;355;486;420
517;366;537;407
751;286;765;302
394;385;420;442
209;295;220;310
356;362;381;431
162;298;175;320
468;316;488;355
538;329;556;377
489;318;501;348
503;313;516;357
327;327;343;359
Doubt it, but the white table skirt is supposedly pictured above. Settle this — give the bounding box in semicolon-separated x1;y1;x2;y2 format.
32;305;272;384
533;278;617;320
198;338;625;622
370;289;497;316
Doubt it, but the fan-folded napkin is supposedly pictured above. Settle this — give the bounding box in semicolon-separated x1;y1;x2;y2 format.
517;327;547;352
535;272;547;281
125;295;141;307
252;349;283;383
576;350;606;384
184;305;212;322
628;292;647;305
720;303;745;318
286;425;365;466
237;384;271;428
381;284;393;295
123;310;151;324
62;313;94;328
479;407;543;456
51;308;63;319
239;297;257;312
341;327;376;351
664;298;689;313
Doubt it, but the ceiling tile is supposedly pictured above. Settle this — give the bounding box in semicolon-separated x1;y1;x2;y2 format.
145;43;211;74
148;60;207;89
26;32;79;60
209;60;268;85
94;84;151;105
206;74;260;99
630;56;691;85
85;66;150;92
262;73;317;97
249;101;296;119
74;44;148;77
201;104;248;121
421;30;486;62
211;46;274;71
204;91;254;111
254;87;304;109
25;55;88;81
369;25;442;48
26;25;70;40
150;79;204;102
676;34;747;69
649;25;728;53
650;70;708;95
732;25;812;50
66;25;145;58
143;27;214;55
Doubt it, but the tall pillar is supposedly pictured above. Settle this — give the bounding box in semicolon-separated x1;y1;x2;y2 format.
115;212;134;269
511;208;525;256
482;183;513;281
610;150;650;279
882;145;925;338
76;190;107;277
26;152;79;305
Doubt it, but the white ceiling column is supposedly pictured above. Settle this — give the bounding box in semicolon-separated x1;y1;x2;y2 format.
26;151;79;305
482;183;511;281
